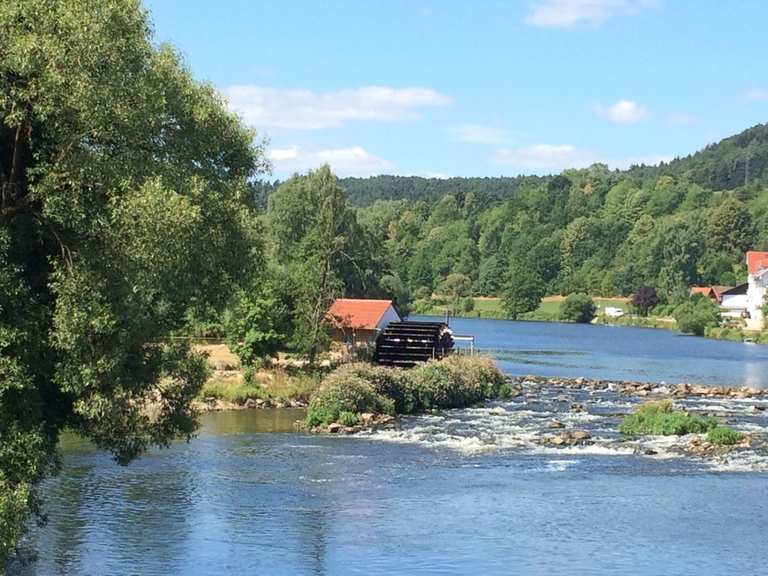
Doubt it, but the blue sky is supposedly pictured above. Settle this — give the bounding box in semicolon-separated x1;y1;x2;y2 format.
143;0;768;179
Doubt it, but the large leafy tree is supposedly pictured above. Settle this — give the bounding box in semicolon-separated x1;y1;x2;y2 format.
501;265;545;319
0;0;265;562
268;166;379;362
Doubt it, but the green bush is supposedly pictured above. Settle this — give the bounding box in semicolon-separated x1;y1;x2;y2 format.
559;293;597;323
409;355;505;410
705;327;744;342
620;400;718;436
337;411;359;427
306;372;394;427
498;383;514;399
673;295;720;336
409;361;469;409
335;363;418;413
305;355;506;426
706;426;744;446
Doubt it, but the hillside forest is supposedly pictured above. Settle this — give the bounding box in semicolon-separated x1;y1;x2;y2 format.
240;123;768;339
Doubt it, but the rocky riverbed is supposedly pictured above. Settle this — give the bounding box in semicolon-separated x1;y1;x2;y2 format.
356;375;768;471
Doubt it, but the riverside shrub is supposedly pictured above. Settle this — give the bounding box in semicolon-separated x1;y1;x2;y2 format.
338;363;418;413
305;356;506;426
305;371;394;427
619;400;718;436
706;426;744;446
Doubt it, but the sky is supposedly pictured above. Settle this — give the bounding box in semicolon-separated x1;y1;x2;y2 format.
142;0;768;180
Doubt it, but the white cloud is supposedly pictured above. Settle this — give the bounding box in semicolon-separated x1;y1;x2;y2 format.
268;146;299;161
526;0;655;28
494;144;595;171
451;123;509;144
223;85;451;130
268;145;392;177
746;88;768;102
594;99;648;124
668;113;698;126
493;144;671;173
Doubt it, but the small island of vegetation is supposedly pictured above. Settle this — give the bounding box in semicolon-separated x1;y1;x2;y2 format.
305;355;509;429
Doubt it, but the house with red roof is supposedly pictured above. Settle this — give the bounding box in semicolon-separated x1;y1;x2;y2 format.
746;251;768;330
690;285;731;304
327;298;402;346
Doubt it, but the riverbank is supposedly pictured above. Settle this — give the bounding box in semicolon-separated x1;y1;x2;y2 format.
193;344;323;412
416;296;768;346
413;295;631;322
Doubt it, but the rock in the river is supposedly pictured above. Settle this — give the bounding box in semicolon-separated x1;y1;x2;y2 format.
570;430;591;442
359;412;375;425
570;403;586;413
545;430;592;446
328;423;342;433
548;420;565;429
550;435;566;446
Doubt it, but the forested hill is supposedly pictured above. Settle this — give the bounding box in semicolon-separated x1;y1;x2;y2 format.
318;122;768;315
338;123;768;206
251;122;768;321
339;175;546;206
628;123;768;191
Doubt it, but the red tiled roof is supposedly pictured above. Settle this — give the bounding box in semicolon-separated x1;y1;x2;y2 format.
747;251;768;276
690;286;713;297
327;299;396;330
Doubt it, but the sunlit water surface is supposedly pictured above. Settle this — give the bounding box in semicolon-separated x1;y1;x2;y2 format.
11;321;768;575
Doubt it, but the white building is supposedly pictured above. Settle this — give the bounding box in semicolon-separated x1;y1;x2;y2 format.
720;284;748;320
746;251;768;330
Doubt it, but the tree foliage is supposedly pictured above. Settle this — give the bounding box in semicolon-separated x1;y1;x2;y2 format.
559;293;597;323
632;286;659;316
673;296;721;336
501;266;545;319
0;0;265;563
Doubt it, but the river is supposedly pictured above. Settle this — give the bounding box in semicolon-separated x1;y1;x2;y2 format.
10;320;768;575
422;315;768;388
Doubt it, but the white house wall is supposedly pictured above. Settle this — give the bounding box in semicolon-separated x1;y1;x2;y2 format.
721;293;748;311
376;305;402;331
746;272;767;330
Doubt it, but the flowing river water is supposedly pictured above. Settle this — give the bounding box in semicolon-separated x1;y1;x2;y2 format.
10;319;768;575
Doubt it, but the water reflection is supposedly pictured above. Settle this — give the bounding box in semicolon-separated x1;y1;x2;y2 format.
199;408;305;435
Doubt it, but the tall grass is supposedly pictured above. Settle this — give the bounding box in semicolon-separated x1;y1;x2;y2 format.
199;369;322;405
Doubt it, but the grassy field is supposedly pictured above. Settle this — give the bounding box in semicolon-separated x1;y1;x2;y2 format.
417;296;631;321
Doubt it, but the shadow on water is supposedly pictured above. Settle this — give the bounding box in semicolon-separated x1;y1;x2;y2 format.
199;408;306;435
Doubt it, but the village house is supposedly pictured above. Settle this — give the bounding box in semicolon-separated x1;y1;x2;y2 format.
327;298;402;347
689;285;731;305
719;283;748;320
746;251;768;330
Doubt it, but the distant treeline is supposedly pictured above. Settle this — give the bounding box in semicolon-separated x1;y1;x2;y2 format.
245;123;768;325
